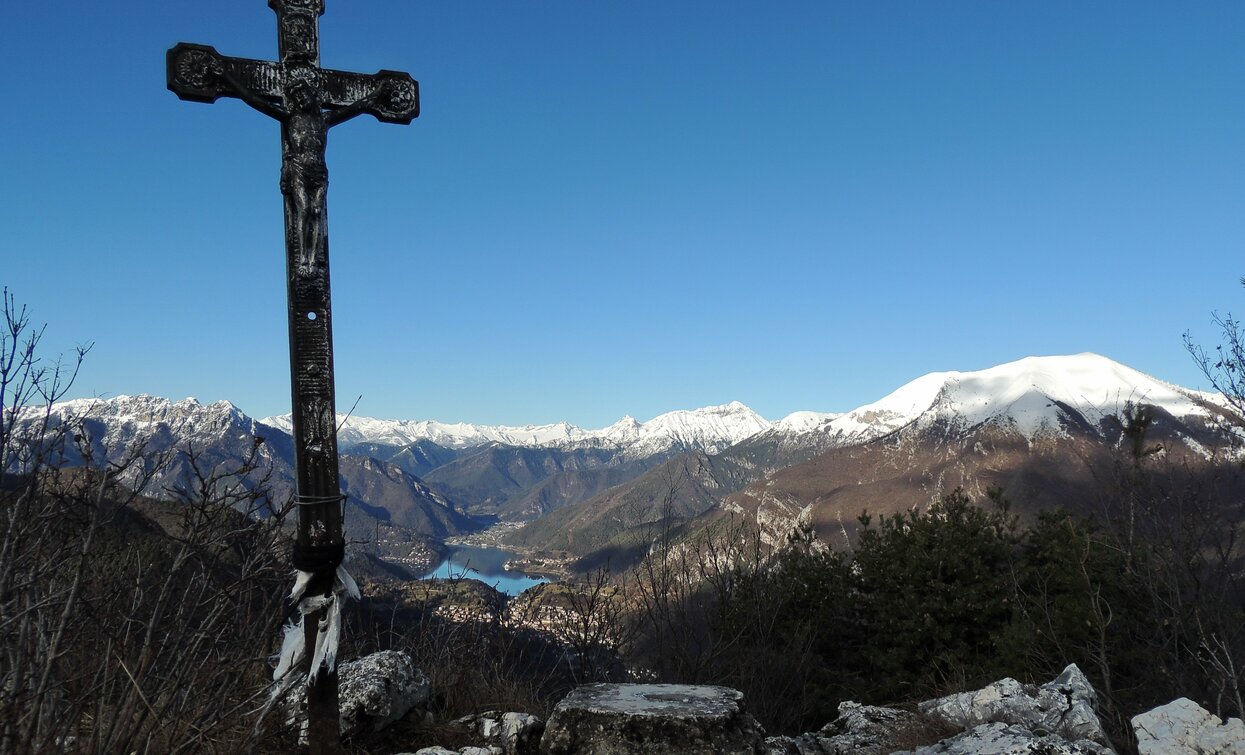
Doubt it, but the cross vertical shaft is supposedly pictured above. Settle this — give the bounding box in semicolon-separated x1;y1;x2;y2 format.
166;2;419;752
271;1;344;748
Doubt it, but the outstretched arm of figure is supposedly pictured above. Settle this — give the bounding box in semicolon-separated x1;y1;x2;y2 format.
324;81;389;128
213;60;287;121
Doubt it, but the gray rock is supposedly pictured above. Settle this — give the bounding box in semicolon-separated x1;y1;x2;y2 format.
540;683;765;754
761;735;801;755
336;650;431;736
451;711;545;755
762;702;932;754
896;721;1114;754
762;733;836;755
1132;697;1245;754
404;748;503;755
816;701;925;753
919;664;1112;747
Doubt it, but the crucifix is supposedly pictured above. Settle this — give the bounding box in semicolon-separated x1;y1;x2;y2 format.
167;2;418;750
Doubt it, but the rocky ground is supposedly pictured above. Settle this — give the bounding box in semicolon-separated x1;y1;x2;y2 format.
307;652;1244;754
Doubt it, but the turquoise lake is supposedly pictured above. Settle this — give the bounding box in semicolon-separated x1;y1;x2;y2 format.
420;544;549;596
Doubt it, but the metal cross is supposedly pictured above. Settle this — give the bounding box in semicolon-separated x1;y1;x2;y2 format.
167;2;418;750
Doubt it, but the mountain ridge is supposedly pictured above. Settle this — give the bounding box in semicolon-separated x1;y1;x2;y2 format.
252;353;1228;459
262;399;776;458
38;353;1242;571
504;353;1243;561
66;353;1223;465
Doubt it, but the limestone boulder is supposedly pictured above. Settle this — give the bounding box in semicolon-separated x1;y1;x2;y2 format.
402;748;503;755
1132;697;1245;754
451;711;545;755
896;722;1114;754
760;735;801;754
764;701;927;754
540;683;765;755
336;650;431;737
919;664;1111;747
817;701;927;753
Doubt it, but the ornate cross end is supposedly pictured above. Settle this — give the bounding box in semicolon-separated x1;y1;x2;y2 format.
167;43;227;103
167;43;281;105
368;71;420;124
325;70;420;124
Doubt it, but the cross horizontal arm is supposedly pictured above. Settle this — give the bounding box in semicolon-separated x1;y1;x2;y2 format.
321;68;420;125
167;43;420;124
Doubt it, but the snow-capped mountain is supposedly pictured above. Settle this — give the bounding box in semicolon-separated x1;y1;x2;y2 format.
592;401;772;455
765;353;1229;447
510;353;1242;557
350;352;1214;472
329;416;586;450
15;394;274;484
20;394;475;548
41;395;261;454
770;411;844;435
721;353;1241;549
262;400;773;458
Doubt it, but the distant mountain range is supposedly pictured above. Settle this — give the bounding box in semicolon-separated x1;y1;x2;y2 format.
262;400;775;458
266;401;790;521
26;353;1244;572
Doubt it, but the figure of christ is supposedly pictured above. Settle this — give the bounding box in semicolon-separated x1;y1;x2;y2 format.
211;57;389;275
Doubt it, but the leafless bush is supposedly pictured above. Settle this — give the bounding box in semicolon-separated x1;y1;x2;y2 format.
0;291;293;754
1186;309;1245;431
506;566;637;685
625;482;796;696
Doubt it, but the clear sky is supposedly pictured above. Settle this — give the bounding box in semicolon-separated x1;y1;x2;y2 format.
3;2;1243;428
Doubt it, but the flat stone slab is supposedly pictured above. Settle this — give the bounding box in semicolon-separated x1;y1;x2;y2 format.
541;684;764;754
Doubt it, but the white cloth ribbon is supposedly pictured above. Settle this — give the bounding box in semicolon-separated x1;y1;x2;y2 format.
272;565;360;689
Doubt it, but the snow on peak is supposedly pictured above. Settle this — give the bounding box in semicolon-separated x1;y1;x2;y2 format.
262;350;1222;458
44;394;244;425
262;400;774;456
772;410;844;434
595;401;772;455
826;353;1219;443
291;415;587;450
598;415;642;443
33;394;258;455
41;353;1222;464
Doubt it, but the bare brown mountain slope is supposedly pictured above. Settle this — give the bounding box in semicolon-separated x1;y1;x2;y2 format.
724;409;1243;549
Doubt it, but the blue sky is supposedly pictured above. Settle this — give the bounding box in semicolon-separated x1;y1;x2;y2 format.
3;2;1243;427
